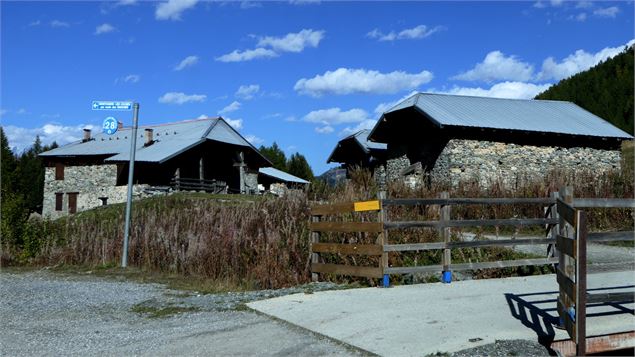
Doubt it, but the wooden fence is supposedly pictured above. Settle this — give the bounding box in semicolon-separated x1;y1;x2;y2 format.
170;177;227;194
310;193;561;284
550;187;635;356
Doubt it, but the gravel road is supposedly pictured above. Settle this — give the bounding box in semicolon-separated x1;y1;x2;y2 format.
0;270;365;356
460;233;635;273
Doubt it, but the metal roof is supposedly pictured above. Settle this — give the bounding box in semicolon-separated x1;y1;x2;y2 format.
377;92;633;139
326;129;387;163
259;167;310;184
40;117;263;163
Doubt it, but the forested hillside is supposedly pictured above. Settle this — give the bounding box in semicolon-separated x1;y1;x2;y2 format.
535;46;634;135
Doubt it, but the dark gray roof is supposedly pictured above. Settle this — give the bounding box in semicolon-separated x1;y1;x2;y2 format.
374;92;633;139
327;129;387;163
259;167;309;184
40;117;267;163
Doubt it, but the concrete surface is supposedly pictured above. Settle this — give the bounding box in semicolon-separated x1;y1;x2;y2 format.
248;271;635;356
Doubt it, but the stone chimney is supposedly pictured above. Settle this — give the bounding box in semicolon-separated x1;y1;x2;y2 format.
82;128;91;142
144;128;154;146
117;121;123;130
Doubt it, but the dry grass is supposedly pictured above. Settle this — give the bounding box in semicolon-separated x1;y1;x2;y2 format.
5;166;633;289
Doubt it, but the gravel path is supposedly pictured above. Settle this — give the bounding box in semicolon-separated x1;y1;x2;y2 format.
0;270;365;356
460;233;635;273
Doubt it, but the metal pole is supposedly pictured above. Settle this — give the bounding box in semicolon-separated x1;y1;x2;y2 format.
122;102;139;268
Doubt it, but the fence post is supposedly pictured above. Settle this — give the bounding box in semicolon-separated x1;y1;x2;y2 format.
547;191;560;260
576;209;587;356
379;200;389;287
311;214;321;282
439;191;452;283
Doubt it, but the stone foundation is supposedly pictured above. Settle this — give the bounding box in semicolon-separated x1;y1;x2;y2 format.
380;139;622;189
42;164;148;219
430;139;621;187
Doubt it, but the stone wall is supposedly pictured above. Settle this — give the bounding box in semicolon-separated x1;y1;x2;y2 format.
386;154;410;180
245;172;259;194
42;164;148;219
430;139;621;188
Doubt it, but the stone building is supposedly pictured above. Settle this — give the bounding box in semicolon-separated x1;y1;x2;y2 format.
365;93;633;187
39;117;272;218
327;129;387;173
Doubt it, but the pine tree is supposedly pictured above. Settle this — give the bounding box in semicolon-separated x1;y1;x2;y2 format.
259;142;287;171
287;153;314;181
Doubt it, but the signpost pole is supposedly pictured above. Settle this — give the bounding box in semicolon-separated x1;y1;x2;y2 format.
122;102;139;268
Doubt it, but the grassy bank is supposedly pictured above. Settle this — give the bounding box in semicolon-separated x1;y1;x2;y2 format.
2;167;632;290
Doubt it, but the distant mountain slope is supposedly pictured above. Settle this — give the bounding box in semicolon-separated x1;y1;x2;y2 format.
535;46;634;135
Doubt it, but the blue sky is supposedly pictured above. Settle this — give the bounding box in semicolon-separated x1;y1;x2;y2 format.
1;0;633;174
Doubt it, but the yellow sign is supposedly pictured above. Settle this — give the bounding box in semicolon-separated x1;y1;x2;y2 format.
354;200;381;212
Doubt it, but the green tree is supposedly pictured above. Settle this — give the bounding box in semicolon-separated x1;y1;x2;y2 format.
259;142;287;171
1;127;17;193
287;153;314;181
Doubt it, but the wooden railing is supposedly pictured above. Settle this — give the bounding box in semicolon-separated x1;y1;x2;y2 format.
310;194;560;285
170;177;227;194
310;200;385;280
551;188;635;356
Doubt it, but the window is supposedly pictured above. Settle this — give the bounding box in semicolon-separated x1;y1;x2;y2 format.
67;192;78;214
55;193;63;211
55;163;64;180
99;197;108;206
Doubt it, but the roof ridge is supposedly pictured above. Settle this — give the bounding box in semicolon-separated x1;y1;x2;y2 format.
417;92;572;104
118;117;220;129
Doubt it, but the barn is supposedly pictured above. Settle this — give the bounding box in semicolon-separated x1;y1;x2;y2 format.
326;129;387;173
343;93;633;187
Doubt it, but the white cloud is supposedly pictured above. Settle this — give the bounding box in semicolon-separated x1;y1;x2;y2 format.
452;51;534;83
28;20;41;27
117;0;137;5
17;108;28;114
533;1;546;8
374;90;419;115
197;114;209;119
240;1;261;9
95;23;116;35
3;123;96;153
218;101;241;115
217;29;324;63
367;25;442;42
550;0;563;6
215;48;278;62
124;74;140;83
340;119;378;137
537;39;635;80
257;29;324;53
315;125;334;134
174;55;199;71
436;81;553;100
224;118;243;130
575;1;593;9
158;92;206;104
50;20;70;28
235;84;260;100
41;113;61;119
593;6;619;18
303;107;368;125
155;0;198;20
0;109;7;116
295;68;433;96
244;134;264;144
573;13;587;21
289;0;320;4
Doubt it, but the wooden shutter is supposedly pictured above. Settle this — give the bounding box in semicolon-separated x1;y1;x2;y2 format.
55;163;65;180
68;193;78;214
55;193;63;211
